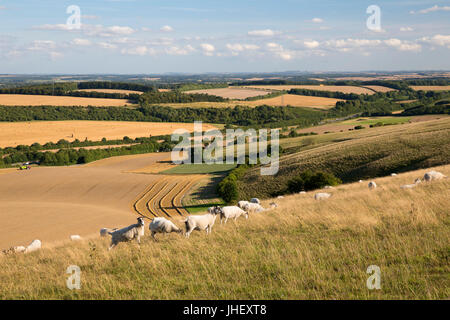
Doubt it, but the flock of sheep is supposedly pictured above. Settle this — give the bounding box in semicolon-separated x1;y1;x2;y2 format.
3;170;446;253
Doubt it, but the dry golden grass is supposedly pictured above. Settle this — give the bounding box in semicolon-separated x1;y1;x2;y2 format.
0;165;448;299
0;120;218;148
243;85;375;95
240;94;343;109
76;89;143;95
186;87;272;99
0;94;134;107
410;86;450;91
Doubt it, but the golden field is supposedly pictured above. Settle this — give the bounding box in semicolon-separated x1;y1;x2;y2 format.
0;165;448;299
241;94;343;109
410;86;450;91
185;87;272;99
0;94;134;107
0;120;218;148
242;85;375;95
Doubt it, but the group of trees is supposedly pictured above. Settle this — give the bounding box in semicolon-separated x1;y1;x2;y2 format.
138;91;228;104
287;170;342;193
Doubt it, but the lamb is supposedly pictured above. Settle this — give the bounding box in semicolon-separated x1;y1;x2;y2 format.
237;200;250;210
250;198;261;204
108;217;145;250
25;239;41;253
368;181;377;189
100;227;118;237
70;235;82;241
243;202;265;213
401;178;422;189
314;192;331;200
149;217;182;240
184;206;221;238
218;206;248;224
423;171;447;182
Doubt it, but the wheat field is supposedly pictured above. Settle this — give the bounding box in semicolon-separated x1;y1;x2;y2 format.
0;165;448;299
0;94;134;107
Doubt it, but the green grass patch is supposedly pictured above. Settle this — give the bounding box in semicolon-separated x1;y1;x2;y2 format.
184;202;225;214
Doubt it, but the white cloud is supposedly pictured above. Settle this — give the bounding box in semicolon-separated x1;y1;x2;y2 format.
33;24;135;37
400;27;414;32
412;5;450;14
121;46;155;56
160;25;174;32
248;29;276;37
303;40;320;49
107;26;134;35
226;43;259;51
311;18;323;23
384;38;421;52
71;38;91;46
165;45;195;55
265;42;293;60
420;34;450;48
200;43;215;56
27;40;56;51
98;42;117;49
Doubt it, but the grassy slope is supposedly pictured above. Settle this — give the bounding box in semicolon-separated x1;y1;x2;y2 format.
0;165;448;299
239;118;450;199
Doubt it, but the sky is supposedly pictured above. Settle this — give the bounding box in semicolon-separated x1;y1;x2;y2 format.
0;0;449;74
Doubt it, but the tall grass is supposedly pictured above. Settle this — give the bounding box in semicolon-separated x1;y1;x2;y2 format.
0;166;448;299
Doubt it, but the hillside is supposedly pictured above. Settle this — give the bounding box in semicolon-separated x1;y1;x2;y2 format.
0;165;448;299
238;117;450;199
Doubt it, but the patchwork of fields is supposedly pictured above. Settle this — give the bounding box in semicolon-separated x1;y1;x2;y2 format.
0;94;134;106
242;85;377;95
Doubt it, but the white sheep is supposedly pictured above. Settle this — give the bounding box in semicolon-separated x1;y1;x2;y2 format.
423;171;447;182
108;217;145;250
13;246;26;253
368;181;377;189
237;200;250;210
243;202;265;213
299;191;306;194
359;180;363;183
70;235;82;241
401;178;422;189
218;206;248;224
391;173;397;176
149;217;182;240
324;185;334;189
314;192;331;200
277;196;284;199
184;207;221;238
25;239;41;253
250;198;261;204
100;227;118;237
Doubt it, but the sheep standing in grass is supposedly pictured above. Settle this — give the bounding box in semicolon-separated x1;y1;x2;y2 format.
391;173;397;177
368;181;377;190
237;200;250;210
149;217;182;241
25;239;41;253
100;228;118;237
70;235;82;241
314;193;331;200
250;198;261;204
218;206;248;224
269;202;278;209
108;217;145;250
423;171;447;182
243;202;265;214
184;206;221;238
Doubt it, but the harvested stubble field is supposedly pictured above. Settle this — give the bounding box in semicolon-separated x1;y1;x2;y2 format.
0;165;448;299
76;89;144;95
410;86;450;91
0;94;134;107
240;94;343;109
185;87;272;99
0;120;217;148
243;85;375;95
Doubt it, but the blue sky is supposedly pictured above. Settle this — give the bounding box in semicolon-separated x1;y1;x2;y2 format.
0;0;449;73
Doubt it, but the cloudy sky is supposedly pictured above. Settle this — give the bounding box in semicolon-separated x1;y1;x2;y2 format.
0;0;449;73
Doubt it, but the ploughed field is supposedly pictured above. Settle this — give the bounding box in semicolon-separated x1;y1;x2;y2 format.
0;94;134;107
0;120;217;148
0;152;208;250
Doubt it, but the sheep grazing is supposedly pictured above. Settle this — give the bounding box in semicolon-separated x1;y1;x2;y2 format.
70;235;82;241
149;217;182;240
217;206;248;224
314;192;331;200
108;217;145;250
243;202;265;214
324;185;334;189
299;191;306;194
250;198;261;204
277;196;284;199
368;181;377;190
184;206;221;238
401;178;422;189
100;228;118;237
359;180;363;183
269;202;278;209
237;200;250;210
423;171;447;182
25;239;41;253
13;246;26;253
391;173;397;177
